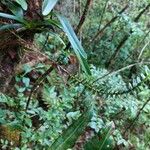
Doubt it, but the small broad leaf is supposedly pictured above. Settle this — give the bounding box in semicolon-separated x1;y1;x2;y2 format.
0;12;24;23
23;64;32;74
0;23;22;31
57;15;91;75
49;110;92;150
49;32;66;48
22;77;30;87
42;0;59;16
15;0;28;10
17;87;26;93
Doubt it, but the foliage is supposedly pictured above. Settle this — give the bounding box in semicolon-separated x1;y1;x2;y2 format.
0;0;150;150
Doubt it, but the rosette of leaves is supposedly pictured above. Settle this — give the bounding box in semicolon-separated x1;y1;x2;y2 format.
0;0;91;75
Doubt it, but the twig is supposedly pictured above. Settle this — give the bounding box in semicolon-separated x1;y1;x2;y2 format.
110;107;126;119
134;4;150;22
138;41;150;60
97;0;109;31
106;4;150;68
90;0;109;51
25;63;56;111
122;30;150;65
65;0;93;50
75;0;93;34
92;61;150;84
123;97;150;136
90;4;129;43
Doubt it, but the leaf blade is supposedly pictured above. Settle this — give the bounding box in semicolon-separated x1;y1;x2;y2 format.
58;15;87;58
1;0;23;18
42;0;59;16
49;110;92;150
0;12;24;23
57;15;91;75
84;125;114;150
0;23;22;31
99;127;112;150
15;0;28;10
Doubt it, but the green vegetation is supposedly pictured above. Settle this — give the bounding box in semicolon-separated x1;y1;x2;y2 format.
0;0;150;149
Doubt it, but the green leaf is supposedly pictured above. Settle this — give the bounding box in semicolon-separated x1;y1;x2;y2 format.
42;0;59;16
17;87;26;93
57;15;91;75
1;0;23;18
42;19;61;28
15;0;28;10
9;4;23;18
22;64;32;74
22;77;30;87
0;12;24;23
0;23;22;31
57;15;87;58
49;32;66;48
98;127;113;150
79;55;92;75
84;126;114;150
49;110;92;150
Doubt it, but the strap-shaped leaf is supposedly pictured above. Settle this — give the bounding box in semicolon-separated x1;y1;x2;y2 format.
43;19;61;28
84;126;114;150
58;15;87;58
57;15;91;75
49;110;92;150
1;0;23;18
15;0;27;10
98;127;113;150
42;0;59;16
78;55;92;75
0;12;24;23
0;23;22;31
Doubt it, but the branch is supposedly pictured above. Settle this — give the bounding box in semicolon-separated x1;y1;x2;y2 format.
121;29;150;65
138;41;150;60
25;63;56;111
90;4;129;43
123;97;150;136
97;0;110;31
92;61;150;84
106;4;150;68
65;0;93;50
76;0;93;34
134;4;150;22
